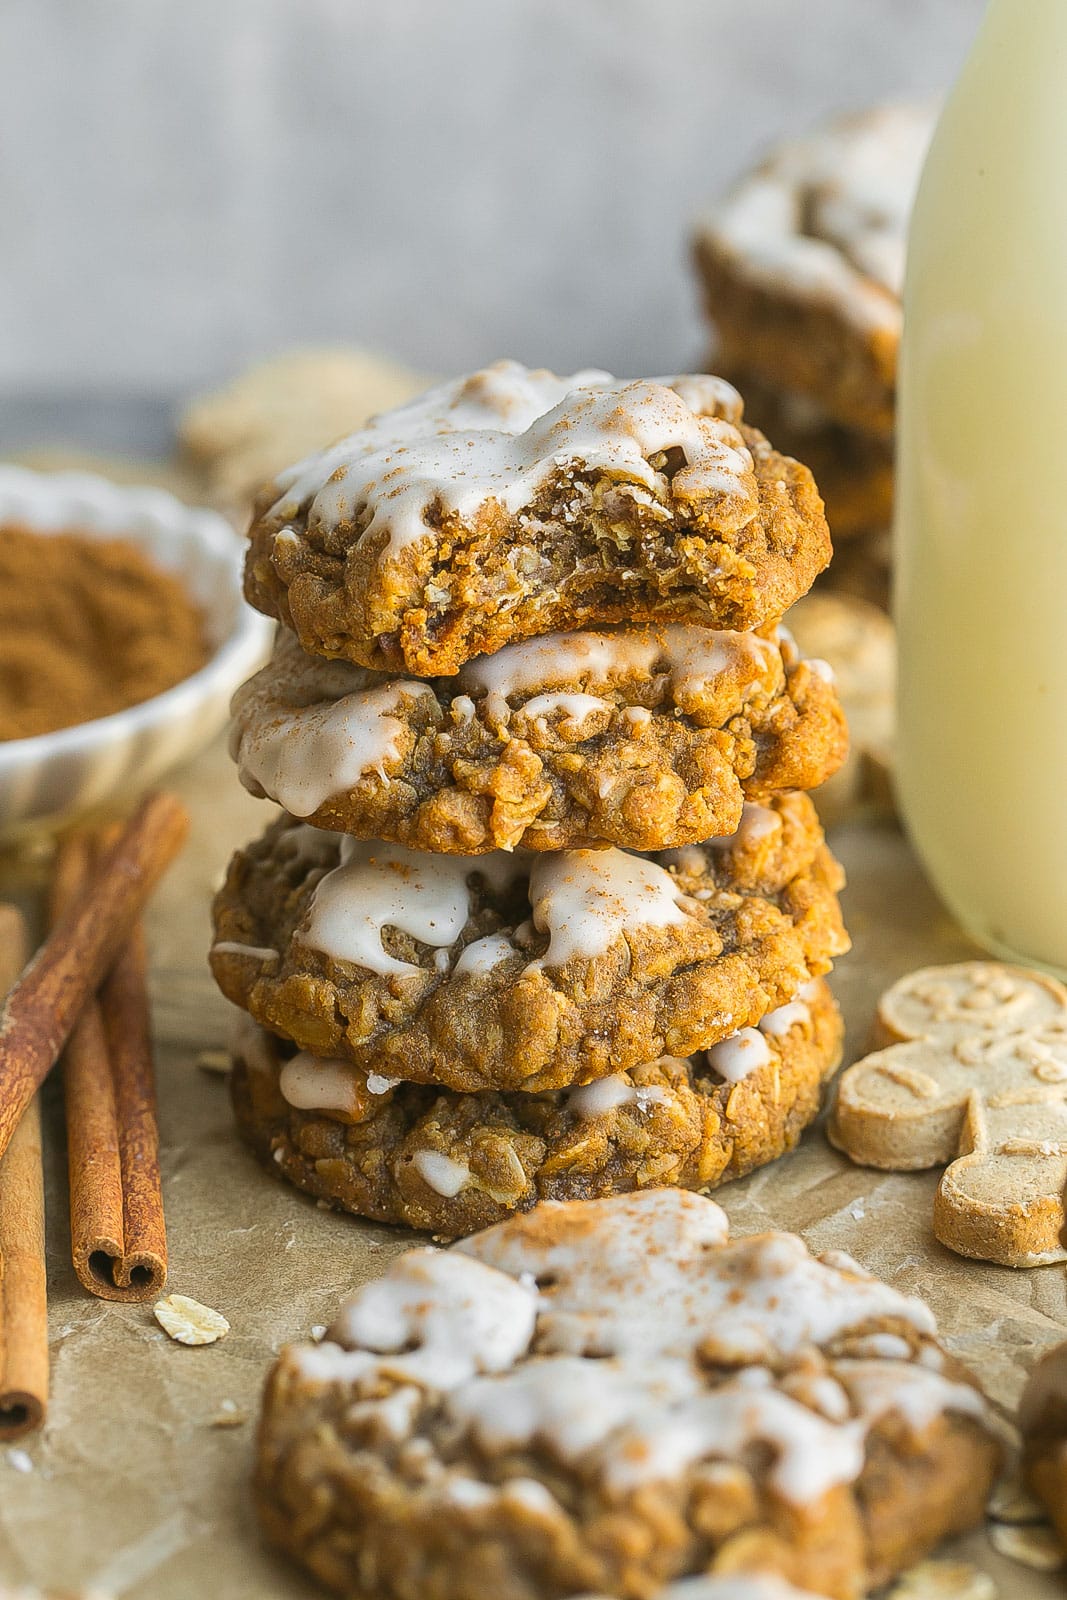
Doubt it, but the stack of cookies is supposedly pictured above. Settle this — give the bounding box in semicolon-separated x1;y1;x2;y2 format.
693;103;935;610
210;360;851;1236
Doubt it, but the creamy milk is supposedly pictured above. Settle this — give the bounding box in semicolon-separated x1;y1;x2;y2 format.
895;0;1067;975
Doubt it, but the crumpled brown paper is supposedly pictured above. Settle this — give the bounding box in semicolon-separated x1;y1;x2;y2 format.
0;737;1062;1598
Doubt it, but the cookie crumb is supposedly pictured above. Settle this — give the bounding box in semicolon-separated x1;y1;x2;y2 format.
989;1522;1065;1571
196;1048;231;1076
210;1399;247;1428
154;1294;230;1346
888;1561;996;1598
310;1325;327;1341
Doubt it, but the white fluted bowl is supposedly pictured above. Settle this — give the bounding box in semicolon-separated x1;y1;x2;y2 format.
0;467;272;839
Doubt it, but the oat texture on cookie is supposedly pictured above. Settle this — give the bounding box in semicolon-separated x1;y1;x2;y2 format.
229;976;842;1235
210;792;848;1093
830;963;1067;1266
254;1190;998;1600
243;361;831;675
211;358;850;1232
230;619;847;852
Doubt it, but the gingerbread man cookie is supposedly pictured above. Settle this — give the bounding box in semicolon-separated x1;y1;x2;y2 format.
830;963;1067;1267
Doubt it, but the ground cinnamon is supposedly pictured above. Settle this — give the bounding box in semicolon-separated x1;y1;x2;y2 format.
0;525;209;741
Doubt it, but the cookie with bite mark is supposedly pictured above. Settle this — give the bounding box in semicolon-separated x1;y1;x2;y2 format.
243;363;832;676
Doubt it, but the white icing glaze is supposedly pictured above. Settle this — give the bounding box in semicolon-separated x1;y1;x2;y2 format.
366;1071;399;1095
318;1248;538;1389
457;624;771;714
301;841;523;977
291;1191;982;1515
656;1575;824;1600
705;1027;772;1083
461;1191;937;1364
760;999;811;1039
567;1074;637;1118
527;849;693;968
517;692;612;732
839;1358;986;1433
452;933;516;978
266;362;755;564
707;800;781;852
412;1150;471;1198
700;104;934;333
211;941;280;964
233;636;437;817
279;1052;364;1117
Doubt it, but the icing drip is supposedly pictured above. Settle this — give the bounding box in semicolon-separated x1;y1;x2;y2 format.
458;624;771;716
706;1027;772;1083
567;1074;637;1118
279;1053;364;1117
453;933;516;978
527;849;693;968
760;1000;811;1039
302;840;523;977
413;1150;471;1198
235;671;436;817
211;941;279;964
267;363;756;564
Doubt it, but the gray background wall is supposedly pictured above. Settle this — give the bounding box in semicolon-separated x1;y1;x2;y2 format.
0;0;984;397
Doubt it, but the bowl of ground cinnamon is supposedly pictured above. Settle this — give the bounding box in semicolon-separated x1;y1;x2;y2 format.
0;466;272;837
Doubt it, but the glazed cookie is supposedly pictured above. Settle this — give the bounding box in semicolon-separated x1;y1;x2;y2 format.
230;977;842;1235
210;792;849;1093
243;362;832;675
830;963;1067;1266
694;104;934;438
1019;1342;1067;1551
255;1189;999;1600
178;346;429;512
230;622;848;853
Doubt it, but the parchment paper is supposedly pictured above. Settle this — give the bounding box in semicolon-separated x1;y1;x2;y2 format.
0;736;1063;1598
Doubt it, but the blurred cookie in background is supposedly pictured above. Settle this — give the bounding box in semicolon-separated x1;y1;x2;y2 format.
786;591;895;827
178;346;430;516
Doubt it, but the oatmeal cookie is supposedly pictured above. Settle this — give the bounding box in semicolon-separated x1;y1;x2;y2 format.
179;346;429;513
694;105;934;438
255;1189;999;1600
243;363;831;676
230;977;843;1235
210;792;848;1093
230;623;847;853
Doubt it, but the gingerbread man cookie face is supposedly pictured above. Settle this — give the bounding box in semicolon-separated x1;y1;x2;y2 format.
830;963;1067;1267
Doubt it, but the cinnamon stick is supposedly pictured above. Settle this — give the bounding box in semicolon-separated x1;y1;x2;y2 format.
0;905;48;1438
0;791;188;1164
52;831;167;1301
